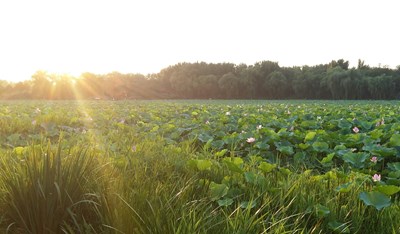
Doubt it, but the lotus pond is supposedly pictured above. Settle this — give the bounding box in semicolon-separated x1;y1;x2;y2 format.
0;100;400;233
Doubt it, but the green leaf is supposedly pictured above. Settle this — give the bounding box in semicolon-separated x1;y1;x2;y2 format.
334;145;347;151
389;134;400;147
217;198;233;207
359;191;391;210
375;185;400;196
279;167;292;175
211;140;225;149
388;171;400;179
223;158;243;173
369;129;383;140
338;119;352;129
346;133;362;145
187;159;198;170
300;120;318;129
215;149;228;158
315;204;330;218
203;139;212;151
363;144;397;157
258;162;277;173
305;131;316;141
198;133;213;143
244;172;257;184
342;152;369;168
276;145;294;155
321;153;335;165
13;146;25;155
209;182;229;201
388;162;400;171
232;157;244;166
312;141;329;152
254;141;270;150
386;178;400;186
196;159;212;171
335;182;352;193
298;143;310;150
360;121;373;131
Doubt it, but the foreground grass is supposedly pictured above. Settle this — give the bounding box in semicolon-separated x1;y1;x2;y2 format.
1;138;399;233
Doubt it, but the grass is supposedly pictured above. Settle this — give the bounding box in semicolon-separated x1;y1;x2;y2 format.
0;141;109;233
1;138;398;233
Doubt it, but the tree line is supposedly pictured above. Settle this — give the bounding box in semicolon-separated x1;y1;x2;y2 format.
1;59;400;100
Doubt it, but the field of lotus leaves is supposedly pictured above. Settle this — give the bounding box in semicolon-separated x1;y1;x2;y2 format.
1;100;400;233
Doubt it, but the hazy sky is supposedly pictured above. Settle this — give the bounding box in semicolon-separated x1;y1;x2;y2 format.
0;0;398;82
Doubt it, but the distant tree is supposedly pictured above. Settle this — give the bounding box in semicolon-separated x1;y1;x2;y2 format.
367;75;396;99
2;60;400;100
263;71;288;99
302;65;328;99
52;74;75;99
31;70;52;99
329;59;349;70
0;80;9;98
194;74;220;98
253;61;280;97
169;69;195;98
326;66;348;99
357;59;369;70
218;72;240;98
76;72;103;99
235;64;256;99
7;80;32;99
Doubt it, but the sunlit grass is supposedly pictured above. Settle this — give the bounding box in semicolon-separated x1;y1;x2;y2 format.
0;138;399;233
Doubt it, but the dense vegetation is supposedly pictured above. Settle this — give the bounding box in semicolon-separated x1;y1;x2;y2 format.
1;59;400;100
1;100;400;233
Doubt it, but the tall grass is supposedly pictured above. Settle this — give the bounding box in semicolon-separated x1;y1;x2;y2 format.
1;139;399;233
0;142;109;233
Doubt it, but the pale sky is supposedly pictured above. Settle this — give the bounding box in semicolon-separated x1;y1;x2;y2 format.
0;0;399;82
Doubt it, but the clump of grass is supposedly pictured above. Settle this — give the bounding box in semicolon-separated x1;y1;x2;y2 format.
0;142;108;233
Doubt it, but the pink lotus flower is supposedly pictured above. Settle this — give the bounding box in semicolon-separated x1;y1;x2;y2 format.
131;145;137;152
205;120;210;125
372;174;381;182
376;118;385;127
246;137;256;143
352;127;359;133
370;156;378;163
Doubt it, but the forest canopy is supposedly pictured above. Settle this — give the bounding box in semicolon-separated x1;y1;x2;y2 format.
1;59;399;100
